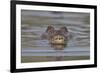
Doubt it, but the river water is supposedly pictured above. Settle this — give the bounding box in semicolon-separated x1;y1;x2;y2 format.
21;10;90;63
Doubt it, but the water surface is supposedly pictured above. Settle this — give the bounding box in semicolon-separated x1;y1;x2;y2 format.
21;10;90;63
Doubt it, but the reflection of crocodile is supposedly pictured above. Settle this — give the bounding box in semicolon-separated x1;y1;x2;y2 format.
41;25;69;50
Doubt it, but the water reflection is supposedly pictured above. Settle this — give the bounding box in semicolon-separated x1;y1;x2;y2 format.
50;44;66;61
51;44;66;50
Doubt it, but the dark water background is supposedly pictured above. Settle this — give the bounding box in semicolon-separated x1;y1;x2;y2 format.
21;10;90;63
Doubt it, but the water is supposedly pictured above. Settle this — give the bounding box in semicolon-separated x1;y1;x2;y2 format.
21;10;90;62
